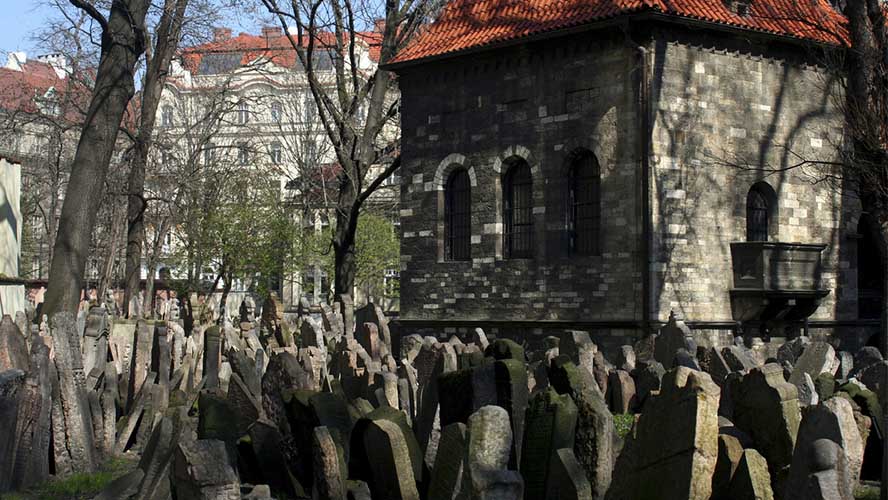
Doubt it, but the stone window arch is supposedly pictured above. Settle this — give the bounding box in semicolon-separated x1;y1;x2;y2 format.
445;168;471;261
503;159;533;259
567;149;601;256
746;182;777;242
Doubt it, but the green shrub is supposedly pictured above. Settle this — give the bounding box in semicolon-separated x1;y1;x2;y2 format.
613;413;635;439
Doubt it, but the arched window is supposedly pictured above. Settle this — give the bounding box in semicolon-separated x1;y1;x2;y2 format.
504;160;533;258
445;169;471;261
568;151;601;255
746;184;774;242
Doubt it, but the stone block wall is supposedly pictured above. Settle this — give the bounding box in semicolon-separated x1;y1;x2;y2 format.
647;29;857;327
397;30;644;325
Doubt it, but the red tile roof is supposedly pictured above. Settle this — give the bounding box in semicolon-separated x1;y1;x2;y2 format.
180;30;382;76
0;61;91;122
391;0;848;65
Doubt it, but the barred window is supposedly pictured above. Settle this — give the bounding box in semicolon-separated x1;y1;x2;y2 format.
746;186;770;242
237;102;249;125
270;142;282;165
568;152;601;255
504;161;533;258
271;101;282;123
445;169;471;261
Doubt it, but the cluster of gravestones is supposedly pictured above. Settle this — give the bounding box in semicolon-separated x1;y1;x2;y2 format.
0;299;885;500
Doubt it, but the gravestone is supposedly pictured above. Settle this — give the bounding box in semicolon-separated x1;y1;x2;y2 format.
0;369;25;492
12;338;52;489
789;342;836;387
428;422;467;500
173;439;240;500
49;312;98;473
0;314;29;372
204;326;222;389
546;448;593;500
607;370;636;414
653;312;695;369
464;405;524;499
312;426;347;500
785;438;853;500
624;367;720;500
520;388;578;500
362;418;420;500
729;449;773;500
732;363;801;491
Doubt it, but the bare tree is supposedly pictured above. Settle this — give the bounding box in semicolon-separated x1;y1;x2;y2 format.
259;0;433;332
42;0;151;316
122;0;193;316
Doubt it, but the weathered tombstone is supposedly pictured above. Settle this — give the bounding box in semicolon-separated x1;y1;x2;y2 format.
0;314;29;372
851;346;882;378
12;338;52;490
548;360;613;498
732;363;801;491
472;328;490;351
785;438;853;500
0;369;25;492
722;345;757;373
615;345;636;372
711;433;744;499
247;419;301;497
789;342;836;387
464;405;524;499
777;337;810;366
356;322;382;360
617;367;720;500
173;439;240;500
227;373;262;436
560;330;595;367
362;418;420;500
546;448;593;500
133;414;179;500
127;321;154;411
520;388;578;500
653;312;696;369
49;312;98;473
785;396;863;492
355;302;392;350
312;426;347;500
607;370;636;414
204;326;222;389
351;405;424;487
797;372;819;407
428;422;467;500
729;449;774;500
835;351;854;381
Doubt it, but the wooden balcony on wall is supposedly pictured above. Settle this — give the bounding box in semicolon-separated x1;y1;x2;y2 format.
729;242;830;323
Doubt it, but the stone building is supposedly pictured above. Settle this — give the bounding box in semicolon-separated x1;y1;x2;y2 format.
389;0;875;352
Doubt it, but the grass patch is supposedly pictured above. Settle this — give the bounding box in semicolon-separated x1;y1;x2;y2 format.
4;456;138;500
855;483;880;500
613;413;635;439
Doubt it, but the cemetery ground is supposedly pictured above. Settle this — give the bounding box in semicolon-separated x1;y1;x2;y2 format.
2;300;888;500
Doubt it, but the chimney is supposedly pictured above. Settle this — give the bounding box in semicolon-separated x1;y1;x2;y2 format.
5;52;26;71
262;26;282;40
213;27;232;42
37;53;70;79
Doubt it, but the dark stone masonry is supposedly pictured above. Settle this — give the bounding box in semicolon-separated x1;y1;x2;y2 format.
392;20;874;356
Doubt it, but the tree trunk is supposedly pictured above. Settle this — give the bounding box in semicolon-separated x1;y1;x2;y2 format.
219;273;232;326
144;259;157;319
333;202;358;337
123;0;189;316
43;0;150;316
97;201;126;301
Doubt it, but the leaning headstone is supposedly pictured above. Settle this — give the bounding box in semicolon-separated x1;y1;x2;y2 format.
786;396;863;493
789;342;836;387
722;345;757;373
785;438;853;500
428;422;467;500
133;415;178;500
546;448;592;500
615;345;636;372
92;469;146;500
355;302;392;349
621;367;720;499
777;337;810;366
0;315;28;372
173;439;240;500
632;360;664;409
521;388;578;500
835;351;854;381
11;339;52;490
204;326;222;389
49;312;98;473
653;312;695;369
548;360;614;498
312;426;347;500
797;372;820;407
851;346;882;378
732;363;801;491
362;418;420;500
711;433;744;499
0;369;25;492
127;321;154;411
607;370;636;414
464;405;524;500
729;449;773;500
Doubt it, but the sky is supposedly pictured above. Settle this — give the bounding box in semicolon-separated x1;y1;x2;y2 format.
0;2;53;55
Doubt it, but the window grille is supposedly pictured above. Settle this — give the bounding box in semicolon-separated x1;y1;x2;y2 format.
504;162;533;258
445;169;471;260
